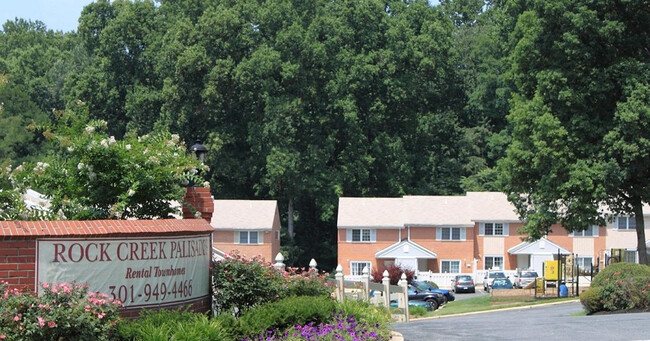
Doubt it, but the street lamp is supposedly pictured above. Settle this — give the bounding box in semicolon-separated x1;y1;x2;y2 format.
189;139;208;164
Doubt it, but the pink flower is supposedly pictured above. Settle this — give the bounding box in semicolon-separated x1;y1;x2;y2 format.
13;314;21;322
85;305;91;312
1;334;6;339
98;312;106;319
48;321;56;328
38;317;45;327
42;282;50;289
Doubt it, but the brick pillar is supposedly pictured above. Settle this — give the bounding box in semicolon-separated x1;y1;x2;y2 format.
183;187;214;223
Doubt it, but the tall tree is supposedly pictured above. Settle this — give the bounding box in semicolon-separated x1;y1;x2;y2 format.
499;0;650;264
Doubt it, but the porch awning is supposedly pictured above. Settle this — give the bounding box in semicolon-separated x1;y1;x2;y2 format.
375;239;437;259
508;238;571;255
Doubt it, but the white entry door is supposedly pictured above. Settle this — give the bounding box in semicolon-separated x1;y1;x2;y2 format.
395;258;418;272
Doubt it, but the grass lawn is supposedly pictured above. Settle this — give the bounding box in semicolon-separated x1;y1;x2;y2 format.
422;296;580;317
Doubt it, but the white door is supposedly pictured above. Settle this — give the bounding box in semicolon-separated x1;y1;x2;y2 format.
395;258;417;272
530;254;553;274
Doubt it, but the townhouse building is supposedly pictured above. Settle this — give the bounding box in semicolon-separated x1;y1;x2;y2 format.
210;199;281;262
337;192;649;278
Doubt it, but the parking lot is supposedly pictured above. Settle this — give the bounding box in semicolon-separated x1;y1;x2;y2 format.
392;301;650;341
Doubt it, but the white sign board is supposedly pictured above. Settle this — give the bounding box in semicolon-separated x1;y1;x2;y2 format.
37;235;211;308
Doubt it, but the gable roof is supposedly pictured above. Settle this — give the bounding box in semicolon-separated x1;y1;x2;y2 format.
508;238;571;255
337;197;405;229
403;195;476;227
210;200;278;230
337;192;522;229
375;239;437;259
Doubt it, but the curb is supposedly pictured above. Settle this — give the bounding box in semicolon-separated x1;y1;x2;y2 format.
390;330;404;341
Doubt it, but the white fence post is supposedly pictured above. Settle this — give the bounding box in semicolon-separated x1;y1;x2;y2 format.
361;266;370;302
274;253;285;271
382;270;390;307
398;273;409;323
309;258;317;272
335;264;344;302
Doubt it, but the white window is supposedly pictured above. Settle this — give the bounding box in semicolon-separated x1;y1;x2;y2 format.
625;250;637;263
441;260;460;273
575;257;593;274
237;231;260;244
616;216;636;230
480;223;509;236
351;261;371;276
437;227;466;241
346;229;376;243
484;256;503;270
570;226;599;237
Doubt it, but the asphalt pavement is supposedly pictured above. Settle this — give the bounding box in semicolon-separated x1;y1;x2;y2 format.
391;301;650;341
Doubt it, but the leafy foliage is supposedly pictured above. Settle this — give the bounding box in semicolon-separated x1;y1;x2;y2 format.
8;106;204;220
211;253;332;317
115;308;233;341
0;281;122;340
236;296;337;340
370;263;415;285
581;263;650;313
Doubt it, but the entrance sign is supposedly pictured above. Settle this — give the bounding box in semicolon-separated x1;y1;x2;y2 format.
37;235;211;308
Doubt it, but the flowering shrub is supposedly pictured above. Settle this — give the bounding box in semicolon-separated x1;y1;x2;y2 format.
581;263;650;313
0;281;122;340
244;311;389;341
9;106;205;220
211;253;332;317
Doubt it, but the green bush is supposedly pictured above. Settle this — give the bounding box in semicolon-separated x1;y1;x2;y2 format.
335;299;391;328
584;263;650;313
212;253;332;317
236;296;336;339
579;287;604;314
115;309;234;341
623;277;650;309
590;262;650;287
408;305;429;317
0;281;122;340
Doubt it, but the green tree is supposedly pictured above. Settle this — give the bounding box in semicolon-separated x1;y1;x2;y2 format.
499;0;649;264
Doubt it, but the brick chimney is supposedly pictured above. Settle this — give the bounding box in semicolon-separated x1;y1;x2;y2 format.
183;187;214;223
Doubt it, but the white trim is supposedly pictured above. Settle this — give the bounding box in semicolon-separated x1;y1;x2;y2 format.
350;261;372;276
484;255;504;270
479;222;509;236
437;227;466;241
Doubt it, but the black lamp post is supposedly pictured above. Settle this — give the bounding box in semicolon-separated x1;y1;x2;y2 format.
189;139;208;164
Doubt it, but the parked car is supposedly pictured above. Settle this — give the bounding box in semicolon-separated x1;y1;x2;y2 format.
483;271;507;291
411;280;455;304
405;285;445;310
490;277;514;290
513;270;539;289
389;298;436;311
452;275;476;293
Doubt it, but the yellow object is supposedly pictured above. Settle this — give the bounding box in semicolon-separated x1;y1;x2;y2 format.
544;260;558;280
535;278;544;295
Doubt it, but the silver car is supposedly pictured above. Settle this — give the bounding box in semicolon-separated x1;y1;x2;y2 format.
483;271;506;291
513;271;538;288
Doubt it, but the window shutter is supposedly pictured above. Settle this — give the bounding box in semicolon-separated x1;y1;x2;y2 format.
461;228;466;240
436;227;442;240
370;229;377;242
258;231;264;244
346;229;352;242
503;223;509;236
234;231;240;244
479;223;485;236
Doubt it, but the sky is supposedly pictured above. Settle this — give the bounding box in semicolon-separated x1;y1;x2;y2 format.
0;0;95;33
